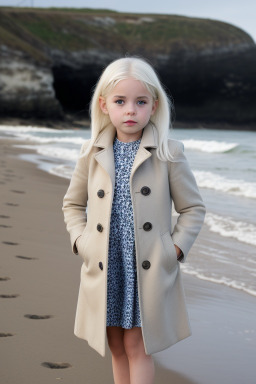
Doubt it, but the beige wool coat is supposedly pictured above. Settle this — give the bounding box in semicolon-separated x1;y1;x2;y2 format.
62;123;206;357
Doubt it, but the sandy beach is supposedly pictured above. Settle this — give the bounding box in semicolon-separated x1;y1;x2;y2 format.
1;137;255;384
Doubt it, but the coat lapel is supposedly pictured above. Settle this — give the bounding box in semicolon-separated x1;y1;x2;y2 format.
93;122;158;186
93;124;116;188
131;123;158;179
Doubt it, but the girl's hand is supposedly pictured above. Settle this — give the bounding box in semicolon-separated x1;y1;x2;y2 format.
174;244;182;259
75;236;82;254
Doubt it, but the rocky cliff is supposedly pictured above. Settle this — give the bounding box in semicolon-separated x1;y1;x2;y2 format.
0;7;256;125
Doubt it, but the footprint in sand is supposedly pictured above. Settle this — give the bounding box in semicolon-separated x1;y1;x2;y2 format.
0;333;14;337
0;215;10;219
24;314;53;320
11;190;25;194
4;174;15;179
41;362;72;369
4;171;15;177
2;241;19;246
0;277;10;281
0;294;19;298
16;255;37;260
5;203;19;207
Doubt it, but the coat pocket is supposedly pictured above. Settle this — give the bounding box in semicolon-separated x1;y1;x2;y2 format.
78;227;90;266
161;232;178;272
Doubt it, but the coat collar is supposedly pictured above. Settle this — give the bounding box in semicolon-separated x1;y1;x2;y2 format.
93;122;158;149
93;122;158;191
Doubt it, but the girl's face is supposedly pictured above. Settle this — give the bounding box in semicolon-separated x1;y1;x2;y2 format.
99;78;158;142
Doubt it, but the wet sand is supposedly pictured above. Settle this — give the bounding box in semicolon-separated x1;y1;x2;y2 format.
0;137;255;384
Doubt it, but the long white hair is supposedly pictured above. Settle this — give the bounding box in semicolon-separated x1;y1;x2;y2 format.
85;57;173;161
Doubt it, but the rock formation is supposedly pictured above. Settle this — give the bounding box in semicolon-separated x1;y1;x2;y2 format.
0;7;255;125
0;46;63;118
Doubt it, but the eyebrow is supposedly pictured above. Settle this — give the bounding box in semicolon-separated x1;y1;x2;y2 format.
113;95;150;99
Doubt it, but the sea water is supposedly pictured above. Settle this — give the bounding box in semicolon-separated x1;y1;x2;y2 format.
1;125;255;297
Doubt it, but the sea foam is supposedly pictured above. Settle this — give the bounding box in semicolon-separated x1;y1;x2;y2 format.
0;125;59;133
183;139;238;153
205;213;256;246
194;170;256;199
13;133;85;145
181;265;256;297
49;164;74;179
15;144;80;162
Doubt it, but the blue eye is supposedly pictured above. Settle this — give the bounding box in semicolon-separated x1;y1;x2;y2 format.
138;100;146;105
115;99;124;105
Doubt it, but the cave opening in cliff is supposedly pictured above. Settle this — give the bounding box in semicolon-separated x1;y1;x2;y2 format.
52;65;99;118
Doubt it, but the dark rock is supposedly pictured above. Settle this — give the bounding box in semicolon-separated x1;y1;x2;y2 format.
0;47;63;118
0;8;256;125
156;43;256;124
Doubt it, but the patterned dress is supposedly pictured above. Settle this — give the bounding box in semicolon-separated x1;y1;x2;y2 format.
106;137;142;328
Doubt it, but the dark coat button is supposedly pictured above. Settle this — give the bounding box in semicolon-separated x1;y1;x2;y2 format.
141;186;151;196
97;189;105;198
142;260;151;270
143;222;152;231
99;262;103;270
97;223;103;232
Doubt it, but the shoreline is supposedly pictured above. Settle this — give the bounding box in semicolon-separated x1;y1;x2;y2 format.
0;116;255;131
1;137;255;384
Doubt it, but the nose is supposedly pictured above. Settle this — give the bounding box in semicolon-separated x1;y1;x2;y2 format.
125;102;136;115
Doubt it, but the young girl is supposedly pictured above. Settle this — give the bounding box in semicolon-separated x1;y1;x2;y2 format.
63;57;206;384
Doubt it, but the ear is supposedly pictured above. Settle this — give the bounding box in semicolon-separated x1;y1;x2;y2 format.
99;96;109;114
151;99;159;116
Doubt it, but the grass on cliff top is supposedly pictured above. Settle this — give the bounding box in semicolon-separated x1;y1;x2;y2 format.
0;24;49;63
0;6;118;14
0;7;253;56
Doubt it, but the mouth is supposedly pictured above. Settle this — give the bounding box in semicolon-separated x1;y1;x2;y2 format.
124;120;137;124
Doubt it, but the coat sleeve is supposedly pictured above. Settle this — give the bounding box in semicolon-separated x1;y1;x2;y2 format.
167;140;206;262
62;141;90;254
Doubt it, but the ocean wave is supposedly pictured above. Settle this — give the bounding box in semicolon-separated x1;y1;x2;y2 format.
35;146;80;161
181;265;256;297
194;170;256;199
49;164;74;179
12;133;85;145
15;144;80;162
0;125;59;133
182;139;238;153
205;213;256;246
0;125;89;146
